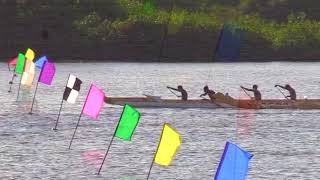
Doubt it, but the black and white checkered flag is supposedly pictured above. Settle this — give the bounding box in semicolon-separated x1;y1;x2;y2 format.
63;74;82;104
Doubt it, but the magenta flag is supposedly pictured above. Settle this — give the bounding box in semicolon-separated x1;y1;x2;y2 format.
82;84;105;120
39;61;55;85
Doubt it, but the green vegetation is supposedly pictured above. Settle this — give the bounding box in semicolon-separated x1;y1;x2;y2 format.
13;0;320;49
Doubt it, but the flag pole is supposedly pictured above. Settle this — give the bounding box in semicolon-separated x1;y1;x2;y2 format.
8;71;16;93
53;98;64;130
97;133;116;175
146;157;155;180
53;74;70;130
147;123;166;180
97;106;125;175
68;113;82;149
29;80;39;114
16;74;23;101
16;59;26;101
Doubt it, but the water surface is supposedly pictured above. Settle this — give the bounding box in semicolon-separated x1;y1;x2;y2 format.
0;62;319;179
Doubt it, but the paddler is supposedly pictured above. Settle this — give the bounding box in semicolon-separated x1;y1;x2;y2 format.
167;85;188;100
200;85;216;101
275;84;296;100
240;84;261;100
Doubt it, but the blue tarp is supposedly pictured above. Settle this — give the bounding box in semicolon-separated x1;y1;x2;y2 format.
35;56;48;69
215;24;243;61
215;141;253;180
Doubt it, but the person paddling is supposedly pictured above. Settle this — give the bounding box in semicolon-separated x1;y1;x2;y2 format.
167;85;188;100
200;85;216;101
275;84;296;100
240;85;261;100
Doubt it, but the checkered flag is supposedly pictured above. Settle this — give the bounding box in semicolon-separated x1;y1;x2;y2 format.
63;74;82;104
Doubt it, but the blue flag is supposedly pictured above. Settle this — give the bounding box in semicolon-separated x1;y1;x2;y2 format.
215;142;253;180
35;56;48;69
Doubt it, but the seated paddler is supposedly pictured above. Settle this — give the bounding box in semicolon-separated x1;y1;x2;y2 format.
275;84;296;100
167;85;188;100
200;85;216;101
240;84;262;101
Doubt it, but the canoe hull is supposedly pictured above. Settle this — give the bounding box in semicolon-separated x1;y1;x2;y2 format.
105;97;233;108
105;96;320;109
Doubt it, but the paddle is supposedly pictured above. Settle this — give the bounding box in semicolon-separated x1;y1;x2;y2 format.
167;86;180;98
240;86;253;99
275;86;289;100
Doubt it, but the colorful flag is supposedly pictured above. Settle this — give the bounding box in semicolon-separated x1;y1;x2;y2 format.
25;48;35;61
38;61;55;85
82;84;105;120
15;53;25;75
115;104;141;141
154;123;181;166
21;60;35;87
63;74;82;104
215;142;253;180
35;56;48;69
8;56;17;66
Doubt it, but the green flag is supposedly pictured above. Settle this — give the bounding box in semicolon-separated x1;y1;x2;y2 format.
15;53;25;74
115;104;141;141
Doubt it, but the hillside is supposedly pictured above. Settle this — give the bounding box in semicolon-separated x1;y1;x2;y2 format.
1;0;320;61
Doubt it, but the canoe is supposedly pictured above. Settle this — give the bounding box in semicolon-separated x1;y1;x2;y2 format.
212;92;320;109
105;93;320;109
104;96;234;108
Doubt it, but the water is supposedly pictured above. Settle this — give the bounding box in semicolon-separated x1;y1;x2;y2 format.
0;62;319;179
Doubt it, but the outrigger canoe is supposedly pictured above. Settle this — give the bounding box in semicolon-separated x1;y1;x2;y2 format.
104;93;320;109
104;96;233;108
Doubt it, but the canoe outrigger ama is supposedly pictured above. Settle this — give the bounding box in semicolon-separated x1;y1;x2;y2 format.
104;93;320;109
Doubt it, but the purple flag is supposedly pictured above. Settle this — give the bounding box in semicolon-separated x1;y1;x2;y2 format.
39;61;55;85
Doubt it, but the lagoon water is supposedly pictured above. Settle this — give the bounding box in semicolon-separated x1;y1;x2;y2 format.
0;62;319;179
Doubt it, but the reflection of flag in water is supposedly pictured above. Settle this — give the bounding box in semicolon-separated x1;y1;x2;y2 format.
15;53;26;75
38;61;55;85
215;142;253;180
82;150;105;169
21;60;35;87
25;48;35;61
237;88;256;136
115;104;141;141
82;84;105;120
215;23;243;61
154;123;181;166
63;74;82;104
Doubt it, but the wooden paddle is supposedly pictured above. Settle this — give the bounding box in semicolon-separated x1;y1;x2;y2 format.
240;86;253;99
275;86;289;100
167;86;180;98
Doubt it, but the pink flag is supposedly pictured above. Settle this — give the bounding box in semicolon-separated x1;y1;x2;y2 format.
39;61;55;85
82;84;105;120
9;56;17;65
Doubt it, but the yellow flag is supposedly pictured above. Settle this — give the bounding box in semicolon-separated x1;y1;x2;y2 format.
154;123;181;166
21;60;35;87
25;48;35;61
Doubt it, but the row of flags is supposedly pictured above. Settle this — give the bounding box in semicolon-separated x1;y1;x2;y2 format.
7;49;253;179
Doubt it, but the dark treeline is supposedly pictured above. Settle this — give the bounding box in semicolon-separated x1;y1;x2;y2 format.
1;0;320;62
